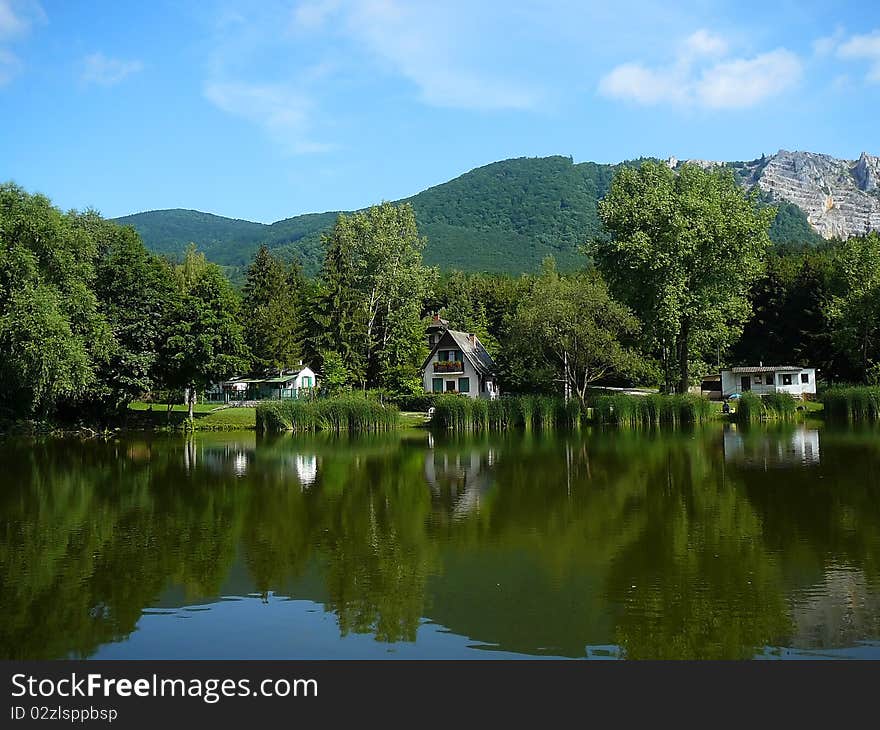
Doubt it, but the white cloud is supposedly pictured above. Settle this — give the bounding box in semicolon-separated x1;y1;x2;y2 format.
203;81;332;154
836;30;880;83
0;0;43;85
81;53;143;86
599;29;802;109
695;49;802;109
0;0;42;39
290;0;539;110
683;29;728;59
598;63;688;106
813;26;845;57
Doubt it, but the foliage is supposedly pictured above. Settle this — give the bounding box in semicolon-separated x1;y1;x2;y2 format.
87;222;177;415
313;202;434;392
596;162;774;393
158;246;249;419
0;185;111;417
240;244;305;372
509;258;644;404
827;233;880;381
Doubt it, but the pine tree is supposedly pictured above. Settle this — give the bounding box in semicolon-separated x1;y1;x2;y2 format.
240;245;304;373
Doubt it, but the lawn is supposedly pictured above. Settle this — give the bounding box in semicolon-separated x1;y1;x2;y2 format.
129;401;217;414
126;402;256;430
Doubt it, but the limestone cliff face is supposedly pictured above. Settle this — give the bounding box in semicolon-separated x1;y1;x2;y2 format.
668;150;880;240
750;150;880;239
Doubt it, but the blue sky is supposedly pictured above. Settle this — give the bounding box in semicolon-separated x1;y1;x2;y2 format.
0;0;879;223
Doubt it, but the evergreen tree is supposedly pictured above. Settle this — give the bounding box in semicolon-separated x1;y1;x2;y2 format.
241;245;304;373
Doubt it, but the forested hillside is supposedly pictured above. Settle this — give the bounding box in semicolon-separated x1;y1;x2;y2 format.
117;154;824;276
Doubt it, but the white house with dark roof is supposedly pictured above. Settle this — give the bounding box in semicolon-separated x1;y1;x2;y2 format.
720;365;817;399
421;329;499;399
204;366;318;402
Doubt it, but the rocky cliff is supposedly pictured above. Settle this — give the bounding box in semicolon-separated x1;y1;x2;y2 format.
671;150;880;240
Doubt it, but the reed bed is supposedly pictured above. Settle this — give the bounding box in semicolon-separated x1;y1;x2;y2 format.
431;392;712;431
822;386;880;422
734;391;799;423
431;394;580;431
256;394;399;433
591;393;713;427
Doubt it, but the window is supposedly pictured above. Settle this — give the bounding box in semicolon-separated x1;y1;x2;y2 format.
753;374;762;385
782;374;792;386
445;380;456;392
458;377;470;393
301;376;312;388
432;378;443;393
801;372;809;384
438;350;449;361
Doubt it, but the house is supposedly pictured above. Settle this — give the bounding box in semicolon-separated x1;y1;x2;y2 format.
426;312;449;348
421;329;499;399
204;366;318;402
720;365;817;399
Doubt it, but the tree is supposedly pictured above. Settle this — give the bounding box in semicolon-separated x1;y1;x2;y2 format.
89;222;178;415
0;184;113;418
596;162;773;393
510;260;642;404
433;271;497;353
240;245;304;372
159;246;249;420
828;232;880;381
314;202;435;391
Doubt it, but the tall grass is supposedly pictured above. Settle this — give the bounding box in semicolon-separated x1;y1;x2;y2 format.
431;393;712;430
822;386;880;421
591;393;713;427
256;394;399;432
432;394;579;431
734;391;799;423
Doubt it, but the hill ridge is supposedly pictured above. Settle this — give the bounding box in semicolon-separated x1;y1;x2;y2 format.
116;150;875;275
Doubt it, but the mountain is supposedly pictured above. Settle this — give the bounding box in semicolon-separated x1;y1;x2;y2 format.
116;150;878;275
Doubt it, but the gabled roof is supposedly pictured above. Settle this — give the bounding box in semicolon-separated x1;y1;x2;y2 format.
725;366;809;373
422;329;496;376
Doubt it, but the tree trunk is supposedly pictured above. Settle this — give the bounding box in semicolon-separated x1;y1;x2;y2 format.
187;387;195;421
677;320;690;395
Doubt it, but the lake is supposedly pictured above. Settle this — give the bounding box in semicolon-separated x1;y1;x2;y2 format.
2;424;879;660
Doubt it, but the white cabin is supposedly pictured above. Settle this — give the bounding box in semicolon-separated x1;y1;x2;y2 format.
720;366;817;399
204;366;318;402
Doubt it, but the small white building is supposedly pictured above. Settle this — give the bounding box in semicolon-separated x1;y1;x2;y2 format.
421;329;499;399
205;366;318;402
720;365;817;399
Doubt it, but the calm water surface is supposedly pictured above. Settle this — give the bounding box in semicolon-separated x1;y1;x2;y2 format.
2;424;879;659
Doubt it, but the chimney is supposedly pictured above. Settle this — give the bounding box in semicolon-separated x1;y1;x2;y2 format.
432;312;440;323
469;333;477;346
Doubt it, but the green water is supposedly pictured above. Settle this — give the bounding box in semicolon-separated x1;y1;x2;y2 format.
1;424;879;659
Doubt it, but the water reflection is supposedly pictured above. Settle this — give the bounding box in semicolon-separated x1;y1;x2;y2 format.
1;426;878;659
723;425;821;468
